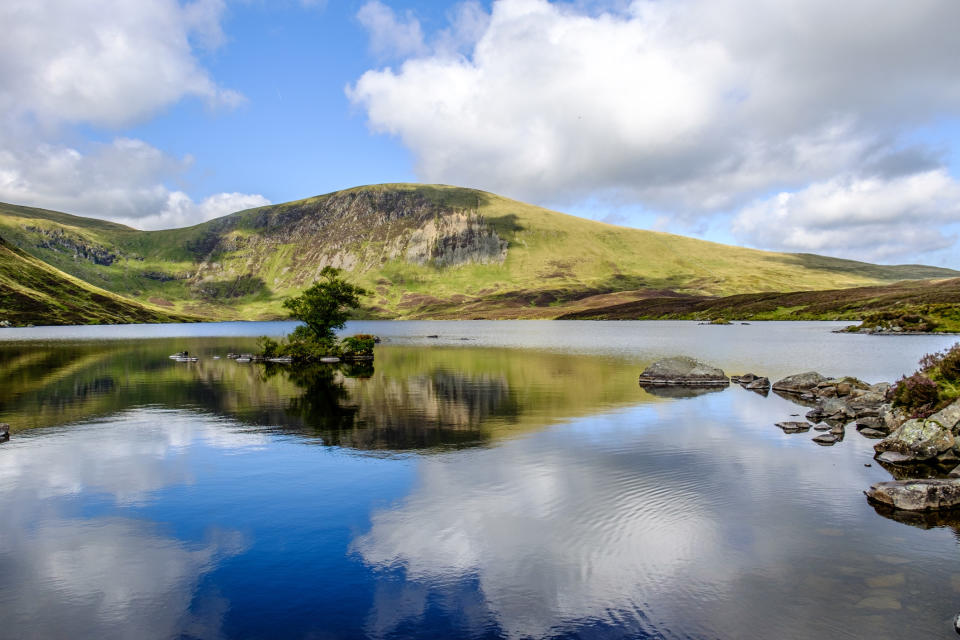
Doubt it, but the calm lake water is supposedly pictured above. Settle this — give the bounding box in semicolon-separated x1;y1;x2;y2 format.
2;320;960;639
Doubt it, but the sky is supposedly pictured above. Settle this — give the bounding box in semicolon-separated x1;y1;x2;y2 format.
1;0;960;267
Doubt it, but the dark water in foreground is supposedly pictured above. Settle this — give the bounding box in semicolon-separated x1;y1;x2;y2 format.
1;321;960;639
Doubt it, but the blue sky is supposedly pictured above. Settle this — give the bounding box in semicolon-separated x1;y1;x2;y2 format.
1;0;960;267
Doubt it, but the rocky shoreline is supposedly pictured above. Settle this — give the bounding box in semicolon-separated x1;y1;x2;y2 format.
639;357;960;512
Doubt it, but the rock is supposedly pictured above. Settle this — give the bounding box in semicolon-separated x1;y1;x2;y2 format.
813;433;839;445
830;423;845;436
926;399;960;433
874;417;956;462
856;416;883;430
860;428;887;439
866;479;960;511
734;373;757;383
0;423;8;441
745;377;770;390
876;451;915;465
871;381;892;395
819;386;838;398
638;357;729;386
836;382;852;397
776;421;811;433
880;404;907;433
949;465;960;479
813;423;832;431
848;392;887;416
772;372;827;394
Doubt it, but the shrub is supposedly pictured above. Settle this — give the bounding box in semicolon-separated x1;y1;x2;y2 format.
891;372;940;418
257;336;280;358
341;334;376;357
918;343;960;383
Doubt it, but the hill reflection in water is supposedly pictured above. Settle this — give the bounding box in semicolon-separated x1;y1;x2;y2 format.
0;339;648;451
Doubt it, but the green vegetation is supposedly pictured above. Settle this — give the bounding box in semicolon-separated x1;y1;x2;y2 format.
1;184;957;323
892;344;960;417
559;277;960;332
259;267;373;362
0;235;194;326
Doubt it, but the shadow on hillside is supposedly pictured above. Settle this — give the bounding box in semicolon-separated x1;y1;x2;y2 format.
193;274;269;300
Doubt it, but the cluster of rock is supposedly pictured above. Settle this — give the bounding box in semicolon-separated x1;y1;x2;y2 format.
768;372;894;445
873;401;960;466
731;373;770;392
637;357;960;510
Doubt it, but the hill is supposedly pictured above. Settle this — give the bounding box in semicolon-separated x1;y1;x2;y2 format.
0;185;956;320
0;235;194;326
557;277;960;331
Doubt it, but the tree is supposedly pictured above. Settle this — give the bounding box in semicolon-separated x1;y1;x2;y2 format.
283;267;369;342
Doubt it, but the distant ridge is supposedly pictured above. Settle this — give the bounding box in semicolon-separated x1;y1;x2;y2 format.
0;184;957;322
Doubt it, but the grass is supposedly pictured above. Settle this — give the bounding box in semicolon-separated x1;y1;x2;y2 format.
1;184;958;322
0;235;196;326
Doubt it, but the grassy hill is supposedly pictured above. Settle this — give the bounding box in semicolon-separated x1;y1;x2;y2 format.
0;184;956;321
557;277;960;331
0;235;194;326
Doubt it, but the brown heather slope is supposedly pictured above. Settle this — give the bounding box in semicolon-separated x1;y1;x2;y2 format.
556;278;960;330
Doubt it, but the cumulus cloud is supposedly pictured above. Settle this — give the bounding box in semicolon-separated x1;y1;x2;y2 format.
0;0;243;128
0;137;269;229
0;1;267;228
349;0;960;262
733;170;960;262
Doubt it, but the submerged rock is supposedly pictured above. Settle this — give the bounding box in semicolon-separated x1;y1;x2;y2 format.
776;421;811;433
772;372;826;394
638;357;729;386
866;479;960;511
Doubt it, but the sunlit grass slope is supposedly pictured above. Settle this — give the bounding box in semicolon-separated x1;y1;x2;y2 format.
1;185;956;321
0;235;194;326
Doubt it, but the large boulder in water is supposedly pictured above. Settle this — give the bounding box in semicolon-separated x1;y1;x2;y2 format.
866;479;960;511
638;357;729;386
874;418;955;462
772;372;826;394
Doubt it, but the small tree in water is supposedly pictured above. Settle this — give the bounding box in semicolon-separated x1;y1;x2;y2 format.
259;267;371;362
283;266;369;342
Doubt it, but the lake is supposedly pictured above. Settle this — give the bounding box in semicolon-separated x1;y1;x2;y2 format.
1;320;959;639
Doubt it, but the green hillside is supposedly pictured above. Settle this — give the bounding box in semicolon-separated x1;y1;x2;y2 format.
0;184;956;321
0;235;194;326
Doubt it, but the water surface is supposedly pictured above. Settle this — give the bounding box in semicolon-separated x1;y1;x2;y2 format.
1;321;959;639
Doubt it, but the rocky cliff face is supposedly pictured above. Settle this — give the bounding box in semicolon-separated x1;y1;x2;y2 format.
190;188;508;289
26;226;120;266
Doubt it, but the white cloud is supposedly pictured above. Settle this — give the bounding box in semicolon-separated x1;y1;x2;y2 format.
357;0;428;59
0;137;269;229
732;170;960;262
0;0;243;128
349;0;960;263
0;0;263;228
